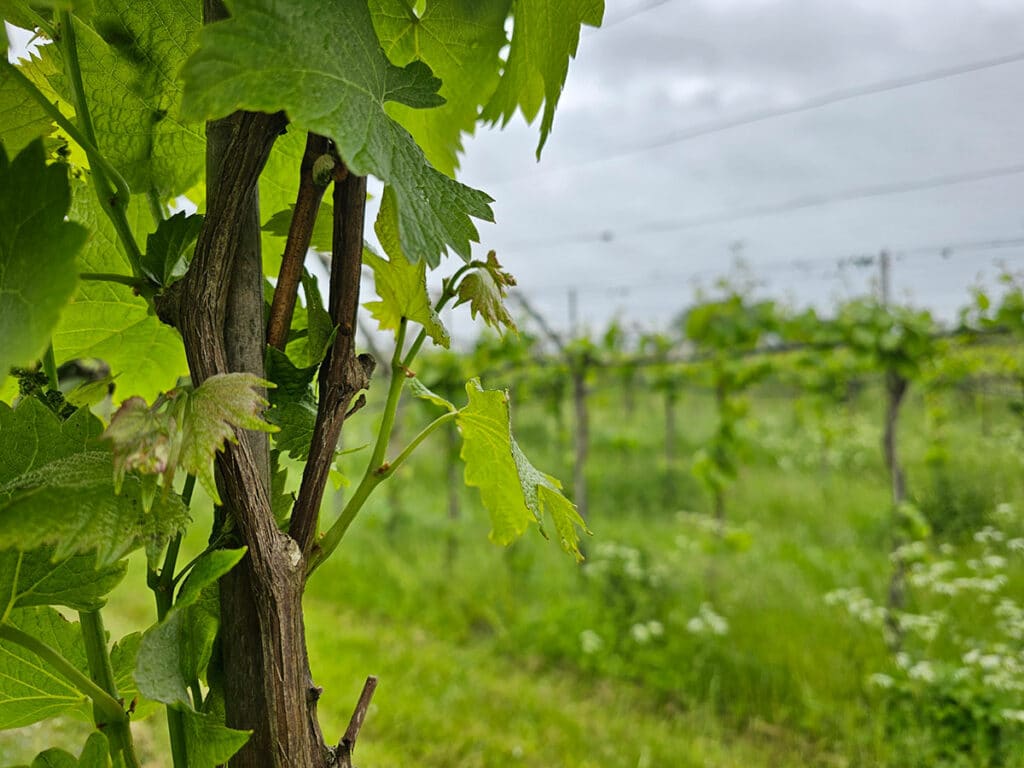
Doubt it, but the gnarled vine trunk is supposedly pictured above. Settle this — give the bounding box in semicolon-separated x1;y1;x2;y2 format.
175;101;331;766
153;40;337;765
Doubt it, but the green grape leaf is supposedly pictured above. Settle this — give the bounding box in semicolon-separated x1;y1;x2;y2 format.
30;749;77;768
482;0;604;156
135;609;190;707
141;212;204;287
264;348;318;461
0;61;56;155
265;347;318;401
175;548;246;611
109;631;158;721
75;733;110;768
364;248;449;347
370;0;511;176
266;398;317;461
0;547;127;616
257;128;308;273
177;572;222;688
4;1;95;31
182;708;251;768
456;378;587;559
55;179;187;402
269;449;292;526
65;375;116;409
0;400;188;566
26;731;110;768
0;606;90;729
295;270;334;368
262;203;334;253
180;0;494;265
374;186;403;261
0;140;86;379
453;251;517;332
408;377;456;413
136;548;244;709
38;6;205;198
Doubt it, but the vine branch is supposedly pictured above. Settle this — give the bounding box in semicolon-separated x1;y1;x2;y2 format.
266;132;335;350
336;675;378;768
306;265;482;576
290;169;374;559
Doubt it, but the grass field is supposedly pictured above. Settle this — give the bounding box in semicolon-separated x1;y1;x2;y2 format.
2;370;1022;766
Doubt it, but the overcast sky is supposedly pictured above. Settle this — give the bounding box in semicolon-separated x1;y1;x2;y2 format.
10;3;1024;343
441;0;1024;340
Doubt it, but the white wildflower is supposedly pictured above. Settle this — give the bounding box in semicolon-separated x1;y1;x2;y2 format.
630;623;652;644
579;629;603;655
868;673;894;689
908;661;935;683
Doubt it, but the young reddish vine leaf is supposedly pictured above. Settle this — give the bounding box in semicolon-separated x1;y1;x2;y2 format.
453;251;518;332
105;397;176;494
104;373;277;505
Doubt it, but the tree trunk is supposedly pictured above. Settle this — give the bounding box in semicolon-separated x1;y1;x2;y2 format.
445;417;461;568
572;364;589;524
663;389;677;508
713;381;727;533
883;369;909;649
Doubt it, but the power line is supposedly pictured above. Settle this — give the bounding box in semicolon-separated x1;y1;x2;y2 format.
488;50;1024;185
515;236;1024;296
502;163;1024;252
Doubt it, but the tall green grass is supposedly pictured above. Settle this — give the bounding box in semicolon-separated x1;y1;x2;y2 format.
2;376;1021;766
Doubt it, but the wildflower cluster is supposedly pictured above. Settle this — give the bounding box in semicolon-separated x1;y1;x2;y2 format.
753;412;876;473
826;510;1024;764
578;542;671;657
685;603;729;636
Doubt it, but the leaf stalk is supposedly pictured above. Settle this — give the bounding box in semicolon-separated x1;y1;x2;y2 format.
55;10;143;274
78;610;142;768
0;60;131;204
79;272;149;290
401;260;481;369
309;320;457;574
0;621;125;724
42;345;59;391
147;473;195;768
